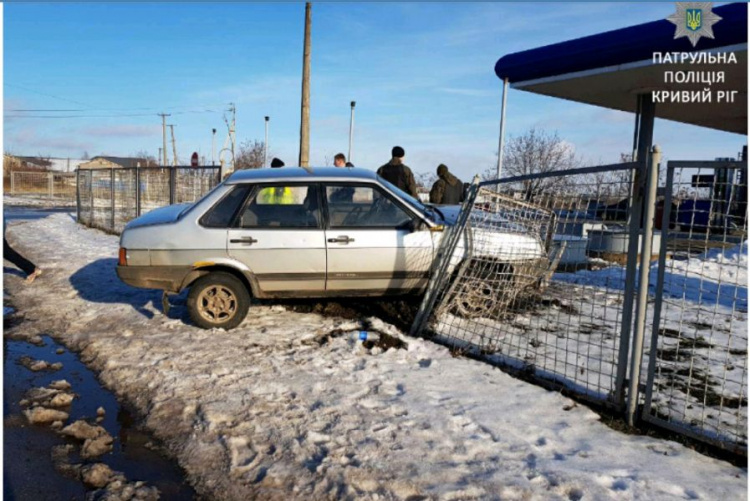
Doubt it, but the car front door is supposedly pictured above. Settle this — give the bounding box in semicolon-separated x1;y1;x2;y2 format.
227;183;326;293
323;183;433;293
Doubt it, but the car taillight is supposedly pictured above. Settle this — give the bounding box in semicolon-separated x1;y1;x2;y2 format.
119;248;127;266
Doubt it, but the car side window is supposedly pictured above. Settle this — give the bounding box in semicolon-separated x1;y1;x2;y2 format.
200;185;251;228
238;184;320;228
326;185;413;229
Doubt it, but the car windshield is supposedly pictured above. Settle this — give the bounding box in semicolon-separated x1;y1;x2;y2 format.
377;176;440;222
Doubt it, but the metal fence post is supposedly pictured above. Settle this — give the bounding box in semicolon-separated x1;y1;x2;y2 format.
76;169;81;223
614;163;645;407
135;165;141;217
89;171;94;227
110;169;116;232
626;145;661;426
170;167;176;205
641;160;674;420
410;176;481;337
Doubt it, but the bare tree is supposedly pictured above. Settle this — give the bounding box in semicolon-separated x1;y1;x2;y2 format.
133;150;158;167
484;127;580;200
415;171;438;189
235;140;266;170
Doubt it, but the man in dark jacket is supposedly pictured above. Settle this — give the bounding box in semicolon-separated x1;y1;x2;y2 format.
377;146;418;198
430;164;465;205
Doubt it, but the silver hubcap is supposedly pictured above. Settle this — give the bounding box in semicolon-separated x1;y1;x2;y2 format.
197;285;237;324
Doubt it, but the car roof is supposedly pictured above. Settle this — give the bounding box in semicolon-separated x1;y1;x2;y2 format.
225;166;380;184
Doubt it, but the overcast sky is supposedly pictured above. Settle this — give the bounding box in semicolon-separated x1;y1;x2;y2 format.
4;2;745;180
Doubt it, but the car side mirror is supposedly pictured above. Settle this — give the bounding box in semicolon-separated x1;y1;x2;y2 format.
407;219;426;232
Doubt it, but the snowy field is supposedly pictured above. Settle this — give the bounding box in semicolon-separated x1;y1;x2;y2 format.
4;213;747;500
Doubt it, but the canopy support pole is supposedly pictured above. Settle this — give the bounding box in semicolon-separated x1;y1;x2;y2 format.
496;77;509;186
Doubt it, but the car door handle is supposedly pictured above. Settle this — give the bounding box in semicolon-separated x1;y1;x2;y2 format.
230;236;258;245
327;235;355;244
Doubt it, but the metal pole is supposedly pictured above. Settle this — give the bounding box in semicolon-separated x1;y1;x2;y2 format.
110;168;116;232
263;117;271;167
496;77;509;182
642;161;674;419
626;145;661;426
135;165;141;217
212;128;217;167
48;172;53;198
169;167;176;205
348;101;356;163
615;93;655;408
76;169;80;223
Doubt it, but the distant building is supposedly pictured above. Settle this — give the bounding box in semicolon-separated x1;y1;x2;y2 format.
79;156;155;169
3;155;87;175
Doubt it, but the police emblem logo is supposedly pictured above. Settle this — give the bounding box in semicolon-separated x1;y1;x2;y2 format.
667;2;722;47
686;8;702;32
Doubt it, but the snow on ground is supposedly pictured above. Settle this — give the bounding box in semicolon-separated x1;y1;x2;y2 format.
4;213;747;500
434;242;747;447
3;194;76;207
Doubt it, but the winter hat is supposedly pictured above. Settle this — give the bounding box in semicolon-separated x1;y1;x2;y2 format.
391;146;405;158
270;158;285;168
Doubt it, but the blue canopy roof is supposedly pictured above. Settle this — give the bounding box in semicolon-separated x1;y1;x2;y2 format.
495;3;747;83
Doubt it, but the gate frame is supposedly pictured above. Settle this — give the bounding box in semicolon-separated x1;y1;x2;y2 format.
641;159;748;455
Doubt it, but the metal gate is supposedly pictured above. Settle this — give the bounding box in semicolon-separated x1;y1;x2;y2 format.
642;160;748;455
412;153;747;455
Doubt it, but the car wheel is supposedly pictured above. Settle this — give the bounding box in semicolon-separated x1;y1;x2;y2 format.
187;272;250;330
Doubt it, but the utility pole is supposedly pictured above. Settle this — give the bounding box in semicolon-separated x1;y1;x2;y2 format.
348;101;356;164
158;147;162;166
299;2;312;167
264;116;270;167
220;103;236;173
169;124;178;166
158;113;170;166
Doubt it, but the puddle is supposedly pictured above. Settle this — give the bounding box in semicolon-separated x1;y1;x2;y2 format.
3;334;196;500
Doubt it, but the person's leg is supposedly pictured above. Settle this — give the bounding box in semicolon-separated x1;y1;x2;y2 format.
4;237;37;276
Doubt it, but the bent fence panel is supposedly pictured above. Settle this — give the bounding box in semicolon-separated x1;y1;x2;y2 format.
413;163;640;410
642;160;748;455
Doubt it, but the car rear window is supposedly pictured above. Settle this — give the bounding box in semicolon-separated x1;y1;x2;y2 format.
200;185;251;228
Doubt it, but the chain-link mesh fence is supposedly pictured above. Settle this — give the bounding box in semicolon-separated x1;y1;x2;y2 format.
7;171;77;199
77;166;221;234
642;160;748;454
413;163;639;408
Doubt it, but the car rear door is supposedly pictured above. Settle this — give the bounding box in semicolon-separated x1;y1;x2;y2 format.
323;183;433;293
227;183;326;292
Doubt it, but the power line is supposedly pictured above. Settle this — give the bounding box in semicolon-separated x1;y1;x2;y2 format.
5;110;220;119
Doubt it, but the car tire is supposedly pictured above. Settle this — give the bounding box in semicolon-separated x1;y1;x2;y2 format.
187;272;250;330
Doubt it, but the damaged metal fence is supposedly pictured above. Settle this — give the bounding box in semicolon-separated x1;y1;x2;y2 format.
412;154;748;455
76;166;221;234
412;162;640;410
642;160;748;455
